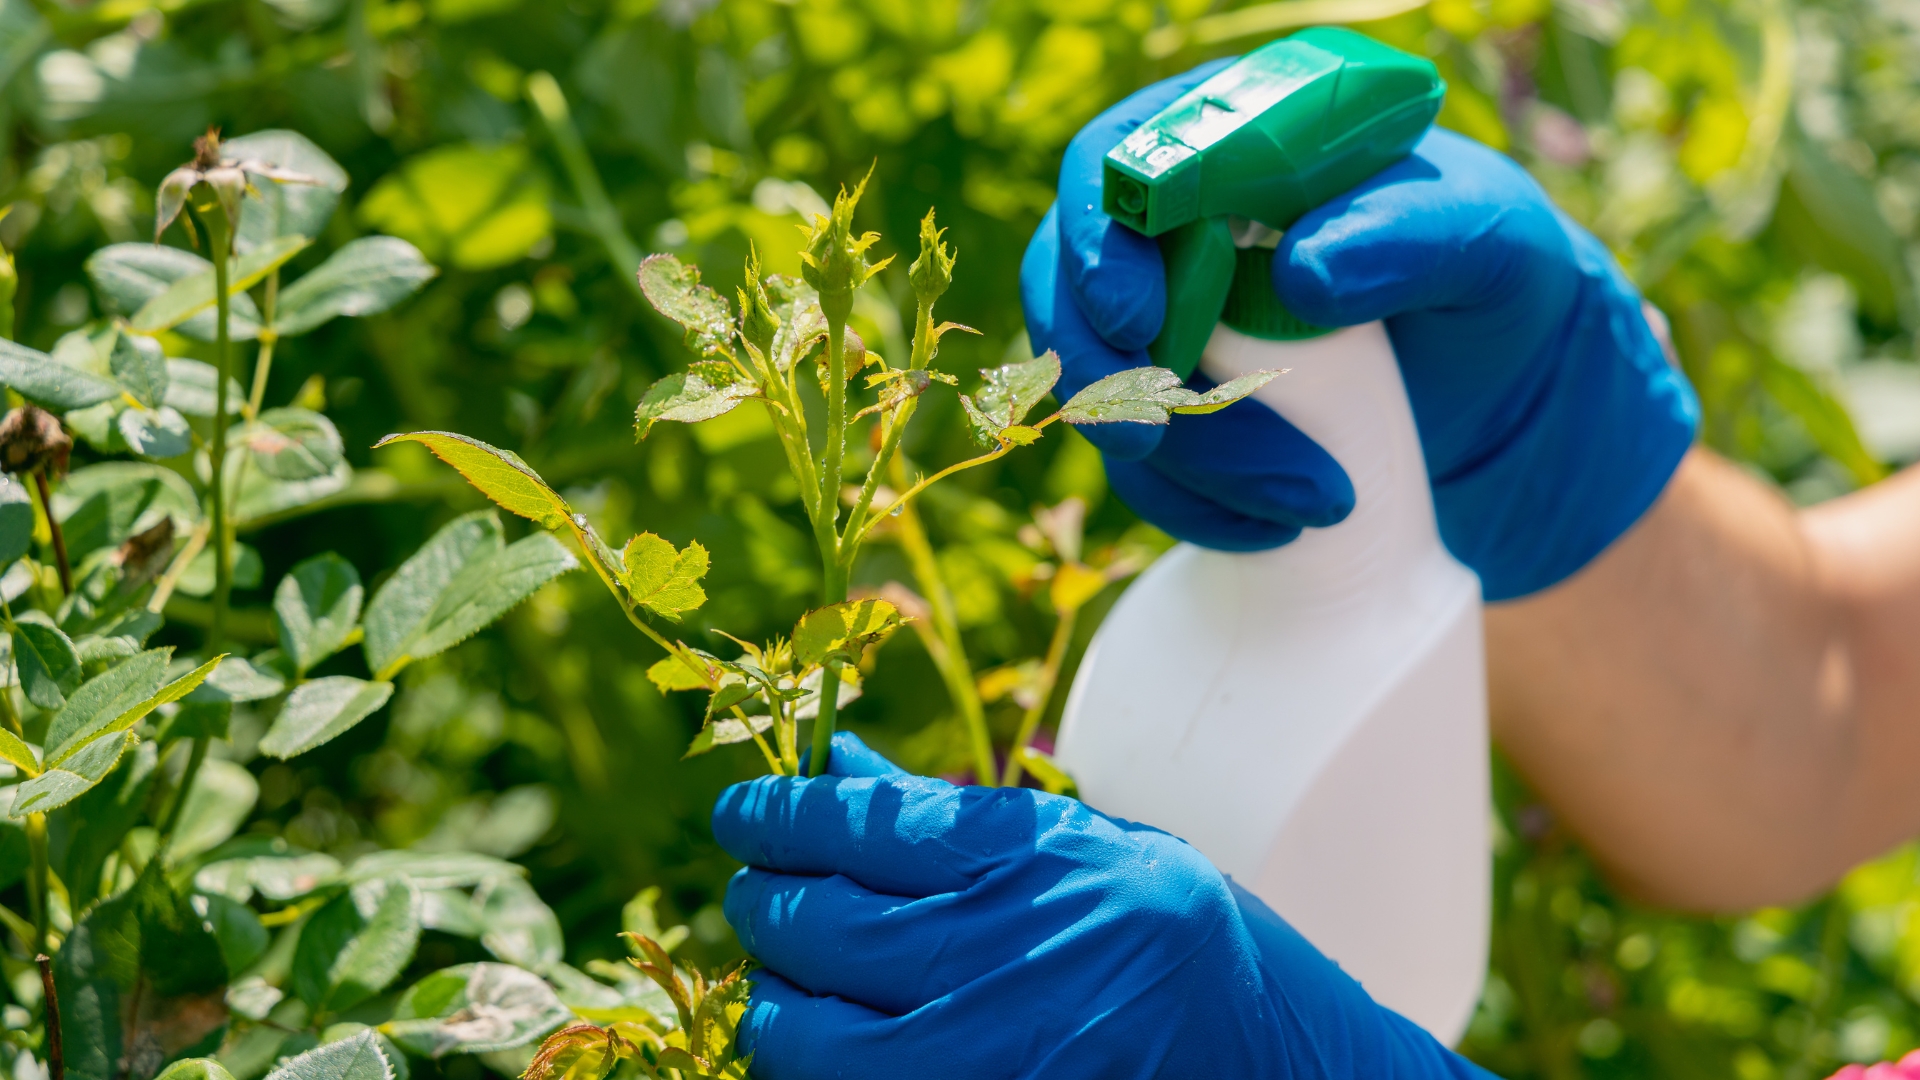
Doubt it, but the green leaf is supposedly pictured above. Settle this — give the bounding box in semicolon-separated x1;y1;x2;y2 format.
358;143;553;271
275;553;365;674
474;874;563;971
384;963;571;1058
400;533;576;673
0;474;31;569
47;742;158;910
55;463;200;559
265;1030;395;1080
241;408;346;481
0;337;122;411
54;861;229;1080
170;758;260;860
346;850;524;889
363;511;505;676
294;877;423;1014
273;237;438;337
42;649;172;755
186;655;287;704
84;243;266;342
619;533;708;619
9;731;137;815
1058;365;1281;425
646;654;711;693
792;598;904;667
972;352;1061;430
374;431;572;530
633;361;758;438
198;893;270;974
12;612;83;710
230;459;354;525
0;726;36;774
222;129;350;254
155;1059;238;1080
45;653;224;767
129;235;313;335
637;253;735;357
767;276;827;372
163;359;247;418
118;406;194;460
259;677;395;759
1175;369;1284;415
194;840;341;903
110;330;169;408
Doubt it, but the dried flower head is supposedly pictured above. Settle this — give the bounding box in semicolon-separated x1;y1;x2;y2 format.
0;406;72;478
156;125;323;241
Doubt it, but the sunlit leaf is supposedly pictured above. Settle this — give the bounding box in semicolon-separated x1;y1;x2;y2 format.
273;237;438;337
384;963;571;1058
110;330;169;408
47;742;157;911
129;235;313;335
9;731;136;815
767;276;827;372
363;510;505;676
406;533;576;670
1059;365;1282;425
293;877;423;1014
346;850;524;890
118;406;194;460
241;408;346;481
646;654;711;694
264;1030;394;1080
42;648;171;756
274;553;364;674
187;655;288;704
223;129;350;254
1175;369;1284;415
0;337;121;411
637;253;735;357
12;611;82;710
0;726;35;775
259;677;396;759
375;431;570;529
972;352;1061;430
84;244;266;342
633;362;757;438
792;598;903;667
619;533;708;619
44;654;223;769
358;144;552;271
156;1059;238;1080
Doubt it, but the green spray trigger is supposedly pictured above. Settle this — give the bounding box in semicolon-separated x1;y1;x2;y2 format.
1103;27;1445;378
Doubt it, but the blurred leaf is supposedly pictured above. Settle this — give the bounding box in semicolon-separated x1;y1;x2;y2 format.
684;713;773;759
84;244;266;343
400;533;577;672
274;553;364;674
264;1031;394;1080
110;331;169;408
8;731;137;816
54;861;230;1080
293;877;423;1014
12;611;83;710
273;237;438;337
633;362;758;438
363;511;505;676
1760;358;1887;485
186;655;287;704
0;475;30;569
258;677;395;759
194;841;341;903
384;963;570;1058
48;741;158;911
118;406;194;460
0;727;34;773
0;338;122;411
637;254;735;356
170;759;260;860
241;408;345;481
222;129;350;254
230;460;353;525
359;144;552;271
56;464;200;556
474;875;563;972
618;534;707;619
197;893;270;974
346;850;524;890
129;235;313;336
163;359;246;418
793;599;903;667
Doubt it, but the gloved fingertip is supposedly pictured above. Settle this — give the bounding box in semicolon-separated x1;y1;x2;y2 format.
828;731;907;778
1065;222;1166;352
721;866;761;949
1071;420;1164;462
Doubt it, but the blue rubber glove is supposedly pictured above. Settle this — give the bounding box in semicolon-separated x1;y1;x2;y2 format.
1024;66;1700;600
714;732;1499;1080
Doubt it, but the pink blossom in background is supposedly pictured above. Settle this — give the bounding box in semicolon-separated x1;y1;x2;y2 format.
1830;1050;1920;1079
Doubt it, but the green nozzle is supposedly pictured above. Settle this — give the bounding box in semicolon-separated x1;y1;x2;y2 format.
1104;27;1444;377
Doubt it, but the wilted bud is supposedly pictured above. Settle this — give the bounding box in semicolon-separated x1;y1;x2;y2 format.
0;406;72;478
192;126;222;170
909;209;955;306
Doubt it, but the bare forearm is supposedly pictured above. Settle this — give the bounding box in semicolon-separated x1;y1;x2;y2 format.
1487;447;1920;910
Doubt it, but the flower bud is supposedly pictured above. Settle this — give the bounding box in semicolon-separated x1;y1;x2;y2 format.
909;210;955;305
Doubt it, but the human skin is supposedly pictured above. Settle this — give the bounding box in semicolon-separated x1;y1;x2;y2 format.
1487;446;1920;910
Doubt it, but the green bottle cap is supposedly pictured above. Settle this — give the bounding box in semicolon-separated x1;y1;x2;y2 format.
1103;27;1444;376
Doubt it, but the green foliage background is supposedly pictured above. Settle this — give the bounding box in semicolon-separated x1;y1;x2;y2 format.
2;0;1919;1077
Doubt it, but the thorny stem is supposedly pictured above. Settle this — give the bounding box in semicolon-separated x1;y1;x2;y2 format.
25;812;47;956
889;454;995;787
1003;606;1078;787
36;952;60;1080
31;471;68;597
246;270;280;419
198;194;235;651
807;305;853;777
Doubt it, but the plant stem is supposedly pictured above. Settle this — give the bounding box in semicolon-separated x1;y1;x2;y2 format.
889;456;995;786
807;310;852;777
854;444;1013;551
36;952;61;1080
25;811;47;956
526;72;647;304
157;735;209;845
31;471;69;597
1003;606;1078;787
199;196;235;651
147;521;210;614
245;271;279;419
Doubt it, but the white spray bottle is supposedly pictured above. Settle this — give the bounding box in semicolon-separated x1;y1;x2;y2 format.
1055;28;1489;1044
